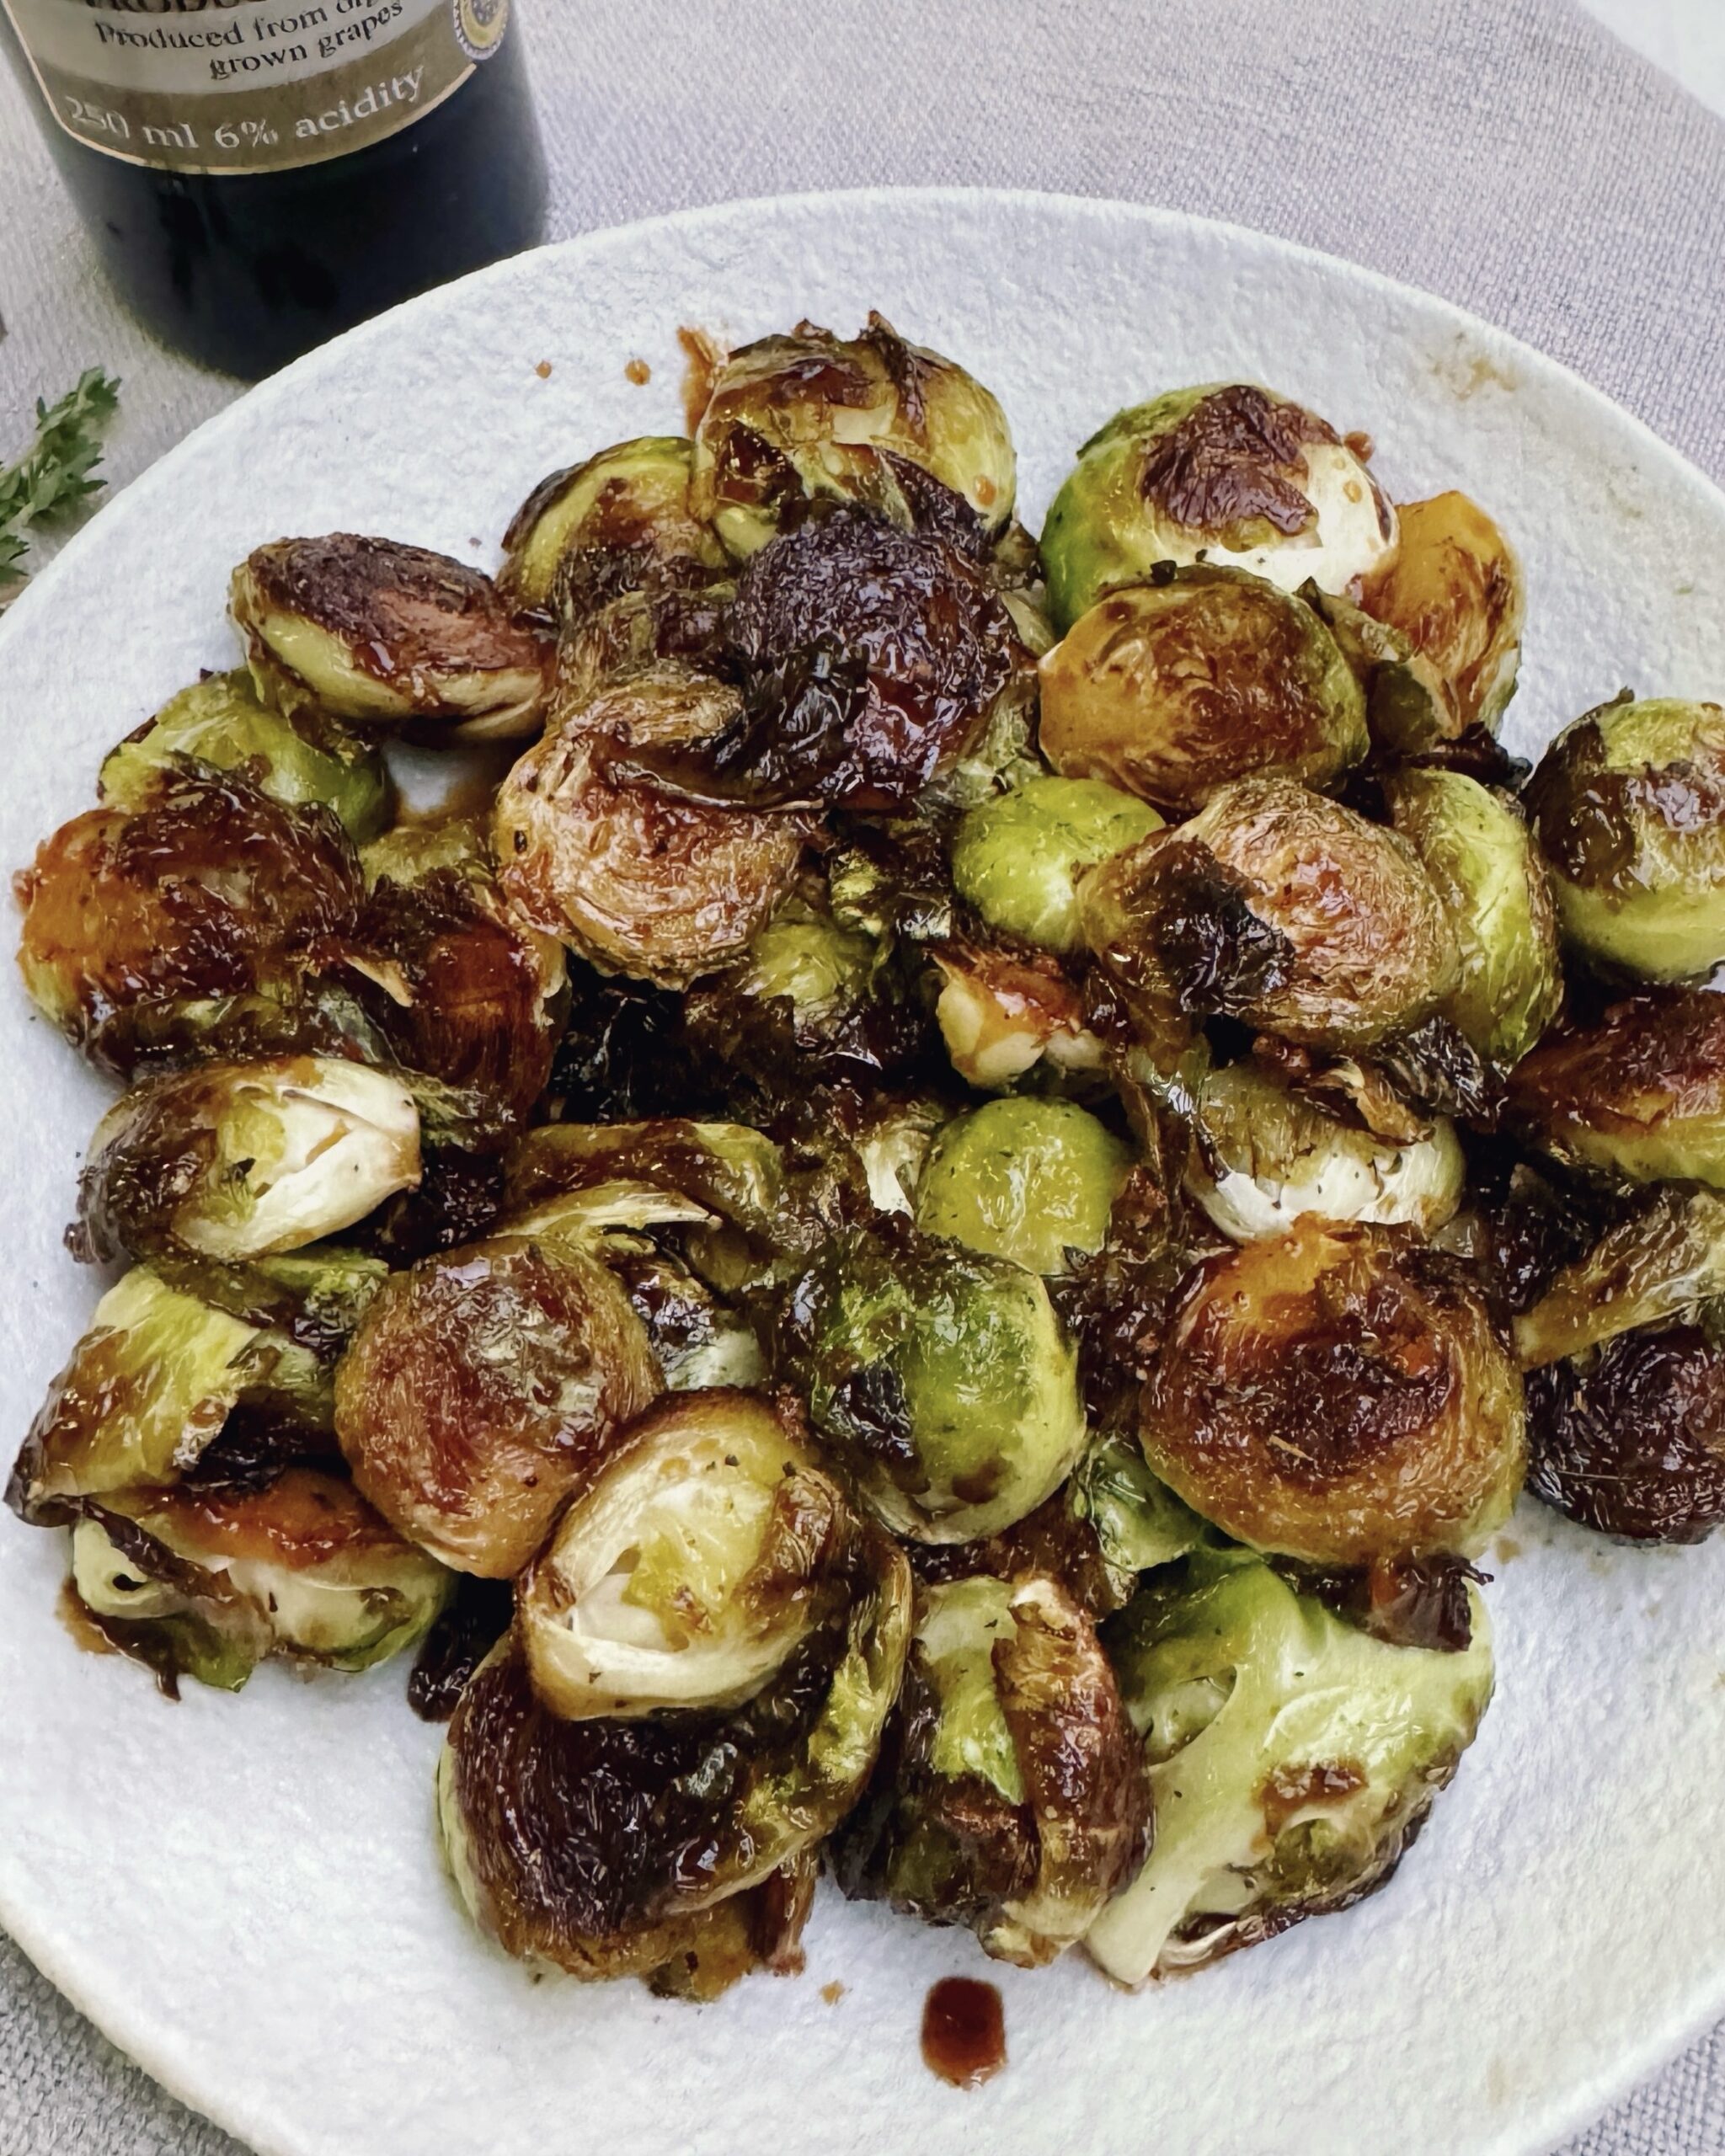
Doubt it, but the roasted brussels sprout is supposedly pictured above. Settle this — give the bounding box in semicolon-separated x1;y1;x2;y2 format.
1080;776;1459;1054
1084;1545;1493;1983
914;1097;1132;1275
333;1226;659;1575
494;664;807;988
100;669;389;841
499;436;728;615
1040;384;1397;633
1140;1218;1525;1564
1507;989;1725;1187
1185;1057;1465;1243
783;1218;1088;1543
232;535;552;741
520;1388;875;1718
1384;768;1562;1068
72;1057;420;1266
932;942;1103;1091
1039;568;1368;814
1512;1186;1725;1370
949;776;1162;957
1358;492;1524;735
833;1571;1149;1965
437;1516;910;1977
1525;696;1725;980
69;1470;451;1692
16;764;364;1075
689;315;1015;558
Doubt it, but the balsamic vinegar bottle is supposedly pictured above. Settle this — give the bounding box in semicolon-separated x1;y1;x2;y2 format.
0;0;547;380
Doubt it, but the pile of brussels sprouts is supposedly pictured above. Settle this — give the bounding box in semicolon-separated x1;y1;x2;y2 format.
13;313;1725;2002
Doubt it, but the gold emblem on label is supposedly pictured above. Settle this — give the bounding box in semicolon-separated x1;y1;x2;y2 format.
453;0;510;61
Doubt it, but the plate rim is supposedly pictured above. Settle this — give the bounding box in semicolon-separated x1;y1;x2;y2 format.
2;181;1722;2156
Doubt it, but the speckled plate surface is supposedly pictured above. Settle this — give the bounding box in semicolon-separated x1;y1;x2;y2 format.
1;190;1723;2156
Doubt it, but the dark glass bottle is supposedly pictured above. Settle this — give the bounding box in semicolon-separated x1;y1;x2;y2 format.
0;0;546;381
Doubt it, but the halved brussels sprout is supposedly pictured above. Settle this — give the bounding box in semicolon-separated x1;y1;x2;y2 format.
932;942;1103;1091
1085;1546;1493;1983
438;1516;909;1977
915;1097;1132;1275
1507;990;1725;1187
499;436;728;615
1358;492;1524;735
8;1267;264;1520
1185;1057;1465;1243
100;669;389;841
73;1057;421;1266
1140;1217;1525;1565
689;314;1015;558
832;1571;1149;1966
232;535;552;741
1079;776;1459;1054
1513;1186;1725;1370
494;664;807;988
333;1227;660;1575
1039;568;1368;814
502;1117;790;1265
70;1469;451;1692
353;818;567;1145
16;764;364;1075
548;576;734;715
1040;384;1397;633
1384;768;1561;1068
949;776;1163;957
1525;696;1725;980
783;1218;1088;1543
520;1389;868;1718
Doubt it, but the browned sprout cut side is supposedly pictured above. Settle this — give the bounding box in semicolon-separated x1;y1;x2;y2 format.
1079;775;1459;1055
494;664;807;988
1508;990;1725;1187
499;436;728;616
1140;1217;1525;1566
1039;567;1368;814
232;535;552;741
16;765;364;1076
690;314;1016;558
832;1571;1150;1966
333;1227;659;1575
1358;492;1525;737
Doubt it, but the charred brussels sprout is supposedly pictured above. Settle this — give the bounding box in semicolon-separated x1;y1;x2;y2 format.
690;314;1015;558
915;1098;1132;1275
1039;568;1368;814
1525;696;1725;980
1140;1218;1525;1565
1080;776;1458;1054
520;1389;875;1718
1514;1186;1725;1372
833;1571;1149;1965
1185;1058;1465;1243
1508;990;1725;1187
333;1226;659;1575
16;764;363;1075
69;1470;451;1692
1358;492;1525;735
494;664;807;988
1385;769;1562;1069
73;1057;421;1266
784;1219;1087;1543
100;669;389;841
437;1519;910;1980
231;535;551;741
1040;384;1397;633
499;436;728;615
1084;1546;1493;1983
950;776;1162;957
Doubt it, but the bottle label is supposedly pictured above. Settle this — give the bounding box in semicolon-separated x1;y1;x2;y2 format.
1;0;510;173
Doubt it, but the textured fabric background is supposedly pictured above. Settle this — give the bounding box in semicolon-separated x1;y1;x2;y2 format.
1;3;1722;2150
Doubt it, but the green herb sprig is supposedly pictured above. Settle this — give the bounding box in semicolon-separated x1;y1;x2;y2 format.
0;368;122;599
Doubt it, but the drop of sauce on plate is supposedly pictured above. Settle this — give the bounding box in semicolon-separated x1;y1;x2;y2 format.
921;1976;1006;2089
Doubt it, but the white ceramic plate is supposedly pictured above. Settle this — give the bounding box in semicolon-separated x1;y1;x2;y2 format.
3;189;1724;2156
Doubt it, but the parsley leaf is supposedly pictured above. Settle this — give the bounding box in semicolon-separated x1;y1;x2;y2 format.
0;367;122;599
